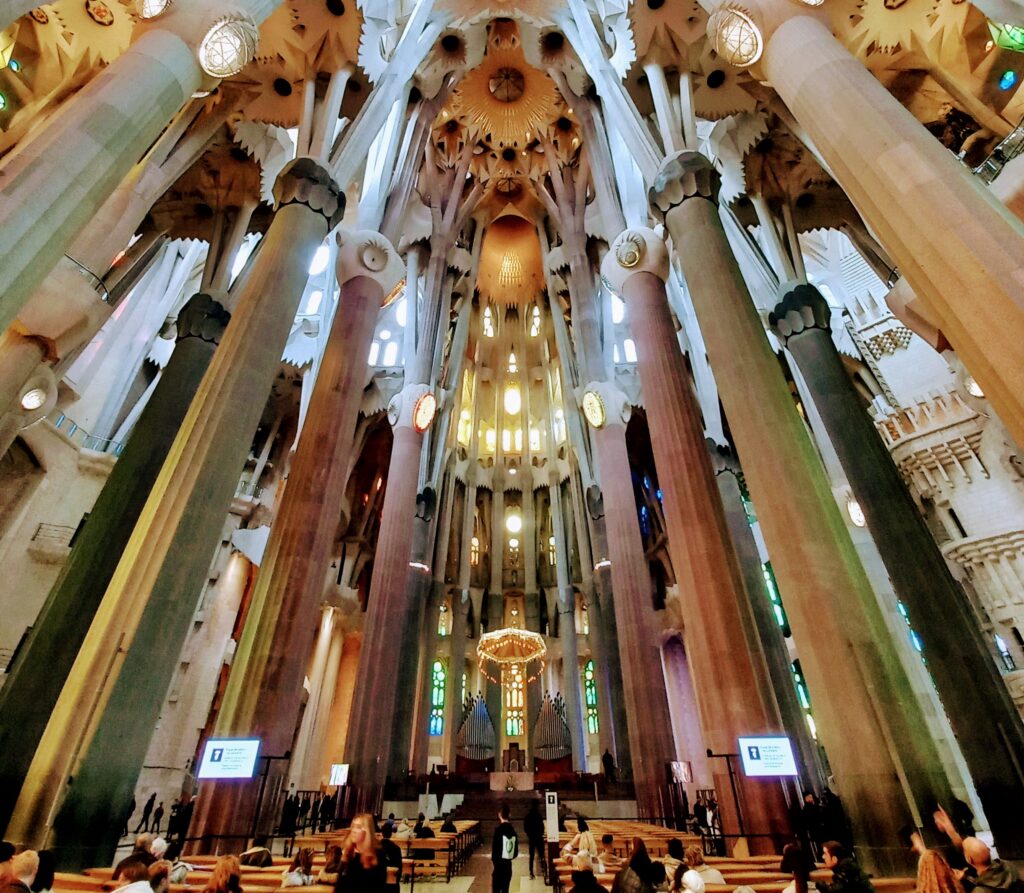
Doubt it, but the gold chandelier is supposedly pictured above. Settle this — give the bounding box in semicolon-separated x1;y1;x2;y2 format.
476;628;546;684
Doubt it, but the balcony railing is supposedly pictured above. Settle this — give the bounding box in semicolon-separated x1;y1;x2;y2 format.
48;412;125;456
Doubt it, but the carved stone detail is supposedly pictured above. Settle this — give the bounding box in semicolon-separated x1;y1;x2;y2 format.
273;157;346;228
175;292;231;345
767;283;832;344
649;150;721;222
335;229;404;293
601;227;670;293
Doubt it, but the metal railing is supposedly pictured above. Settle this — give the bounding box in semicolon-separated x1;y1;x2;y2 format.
30;523;77;548
972;116;1024;183
47;411;126;456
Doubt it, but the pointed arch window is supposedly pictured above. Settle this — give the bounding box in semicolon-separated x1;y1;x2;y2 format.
582;660;599;734
429;659;447;735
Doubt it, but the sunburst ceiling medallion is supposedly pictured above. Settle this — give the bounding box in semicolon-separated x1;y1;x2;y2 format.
451;42;560;147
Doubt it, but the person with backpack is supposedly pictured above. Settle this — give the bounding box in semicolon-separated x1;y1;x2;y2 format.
491;804;518;893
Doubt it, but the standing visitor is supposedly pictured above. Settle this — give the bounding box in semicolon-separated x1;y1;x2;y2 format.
491;804;518;893
602;750;616;783
136;794;157;834
152;803;164;835
124;797;136;838
336;814;386;893
524;800;545;880
28;851;53;893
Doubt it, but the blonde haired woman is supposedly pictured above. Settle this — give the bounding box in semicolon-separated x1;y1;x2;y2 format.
336;814;387;893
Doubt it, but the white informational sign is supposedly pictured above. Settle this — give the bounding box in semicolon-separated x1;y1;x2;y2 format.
545;791;559;843
197;738;261;779
329;763;349;786
737;736;798;777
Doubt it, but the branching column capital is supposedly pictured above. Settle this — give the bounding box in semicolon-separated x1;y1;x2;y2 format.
649;150;722;222
175;292;231;345
767;282;832;345
273;158;346;228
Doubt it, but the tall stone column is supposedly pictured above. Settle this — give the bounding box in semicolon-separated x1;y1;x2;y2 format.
5;159;343;866
191;229;401;845
0;292;229;835
713;459;826;796
0;0;272;330
297;610;345;790
343;381;435;801
583;386;677;819
445;593;470;769
324;631;363;776
602;228;791;849
549;477;588;772
705;4;1024;446
651;151;953;874
770;283;1024;857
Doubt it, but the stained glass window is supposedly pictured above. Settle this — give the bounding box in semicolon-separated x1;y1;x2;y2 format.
583;660;599;734
429;659;446;736
505;664;524;736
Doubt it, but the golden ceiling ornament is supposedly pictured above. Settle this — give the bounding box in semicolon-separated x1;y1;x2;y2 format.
477;628;547;685
451;42;561;147
476;214;545;307
834;0;931;54
51;0;133;64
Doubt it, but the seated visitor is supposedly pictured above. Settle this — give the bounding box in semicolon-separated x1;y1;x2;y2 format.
379;826;402;893
440;813;457;834
571;853;606;893
394;818;413;841
240;836;273;868
281;848;315;887
114;835;158;880
28;851;54;893
148;862;172;893
669;867;705;893
336;814;387;893
780;842;816;893
563;817;592;854
319;846;344;885
650;862;668;893
202;856;242;893
1;851;38;893
115;861;153;893
599;835;623;872
662;841;686;880
163;842;194;885
819;842;874;893
571;832;598;869
413;814;435;839
0;842;14;888
916;850;963;893
960;838;1023;893
684;846;725;885
611;839;657;893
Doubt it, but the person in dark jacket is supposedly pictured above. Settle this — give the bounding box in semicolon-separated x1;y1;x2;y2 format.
336;814;387;893
819;842;874;893
571;854;605;893
524;800;545;879
611;840;656;893
379;825;402;893
492;804;519;893
961;838;1023;893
